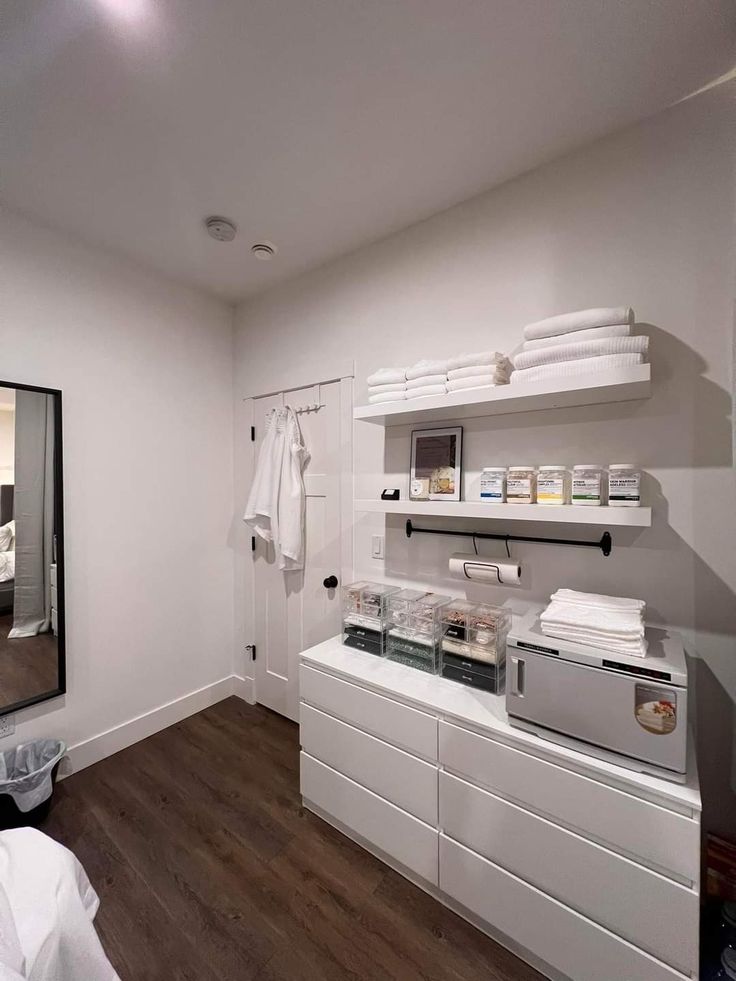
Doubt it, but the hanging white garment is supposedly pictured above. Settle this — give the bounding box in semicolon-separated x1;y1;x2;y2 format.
243;407;307;571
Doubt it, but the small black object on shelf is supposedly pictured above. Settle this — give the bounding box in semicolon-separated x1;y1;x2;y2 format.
405;519;613;557
381;489;400;500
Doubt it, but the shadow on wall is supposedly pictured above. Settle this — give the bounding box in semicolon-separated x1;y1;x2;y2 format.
693;657;736;841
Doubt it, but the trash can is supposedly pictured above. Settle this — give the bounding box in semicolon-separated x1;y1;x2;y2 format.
0;739;66;829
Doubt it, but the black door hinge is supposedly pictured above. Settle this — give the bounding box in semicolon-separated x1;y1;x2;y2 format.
245;644;256;661
251;536;256;552
250;425;255;441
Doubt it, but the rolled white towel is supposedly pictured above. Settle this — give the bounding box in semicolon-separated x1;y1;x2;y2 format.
405;383;447;398
448;364;509;381
367;367;407;386
523;306;634;341
510;353;643;384
448;351;507;371
512;335;648;371
522;323;631;351
368;382;406;396
405;359;448;381
447;374;505;392
368;390;407;404
406;373;447;389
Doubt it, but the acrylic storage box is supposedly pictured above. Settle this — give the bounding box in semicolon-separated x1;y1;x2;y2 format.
440;602;511;693
342;581;400;656
386;589;451;673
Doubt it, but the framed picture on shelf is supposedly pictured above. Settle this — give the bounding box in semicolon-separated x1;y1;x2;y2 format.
410;427;463;501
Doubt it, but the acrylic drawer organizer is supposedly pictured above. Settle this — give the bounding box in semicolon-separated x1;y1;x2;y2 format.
342;581;400;656
386;590;451;674
440;602;511;693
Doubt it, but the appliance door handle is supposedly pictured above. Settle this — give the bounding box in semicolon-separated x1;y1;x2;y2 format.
510;656;525;697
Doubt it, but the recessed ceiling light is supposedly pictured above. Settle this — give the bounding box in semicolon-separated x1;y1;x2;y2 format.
204;216;237;242
251;242;278;261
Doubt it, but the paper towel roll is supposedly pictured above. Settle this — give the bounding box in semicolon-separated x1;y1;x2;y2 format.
449;553;521;586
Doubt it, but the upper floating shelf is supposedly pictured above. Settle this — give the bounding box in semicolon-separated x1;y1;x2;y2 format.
354;364;651;426
356;499;652;527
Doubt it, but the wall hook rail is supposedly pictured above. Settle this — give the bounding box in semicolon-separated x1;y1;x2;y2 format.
405;519;612;557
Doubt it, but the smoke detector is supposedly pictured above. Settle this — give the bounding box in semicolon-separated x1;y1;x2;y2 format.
251;241;278;261
204;216;237;242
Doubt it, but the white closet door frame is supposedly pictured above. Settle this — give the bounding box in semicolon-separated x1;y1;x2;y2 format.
237;362;354;705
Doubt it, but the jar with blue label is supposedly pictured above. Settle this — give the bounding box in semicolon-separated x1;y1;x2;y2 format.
480;468;506;503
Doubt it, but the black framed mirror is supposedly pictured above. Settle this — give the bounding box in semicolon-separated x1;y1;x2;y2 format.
0;381;65;715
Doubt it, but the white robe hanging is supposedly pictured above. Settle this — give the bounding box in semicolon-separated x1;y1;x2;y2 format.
243;406;307;571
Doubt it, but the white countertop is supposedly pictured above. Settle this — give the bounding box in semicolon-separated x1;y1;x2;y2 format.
300;634;701;814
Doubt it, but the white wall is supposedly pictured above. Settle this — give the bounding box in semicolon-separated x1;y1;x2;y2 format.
1;211;236;764
234;84;736;835
0;409;14;487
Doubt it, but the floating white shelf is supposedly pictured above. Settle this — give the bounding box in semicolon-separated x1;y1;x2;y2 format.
354;364;651;426
355;499;652;527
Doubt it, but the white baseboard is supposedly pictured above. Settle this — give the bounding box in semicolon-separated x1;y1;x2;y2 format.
64;675;240;776
232;674;256;703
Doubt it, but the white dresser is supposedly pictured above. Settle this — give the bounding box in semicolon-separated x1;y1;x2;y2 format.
299;636;701;981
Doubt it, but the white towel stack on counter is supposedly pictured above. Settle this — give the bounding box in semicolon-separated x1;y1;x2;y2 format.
405;359;448;398
446;351;511;392
367;367;407;404
540;588;647;657
510;307;649;385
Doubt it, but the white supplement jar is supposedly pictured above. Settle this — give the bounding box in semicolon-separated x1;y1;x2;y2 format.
571;465;603;506
608;464;641;507
537;466;569;505
507;466;536;504
480;467;506;503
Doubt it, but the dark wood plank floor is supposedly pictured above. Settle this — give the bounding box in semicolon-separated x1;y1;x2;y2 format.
0;613;58;705
42;697;545;981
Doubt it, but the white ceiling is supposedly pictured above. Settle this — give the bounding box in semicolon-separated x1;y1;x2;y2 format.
3;0;735;302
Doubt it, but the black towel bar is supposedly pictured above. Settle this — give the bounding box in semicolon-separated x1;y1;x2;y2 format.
405;519;612;557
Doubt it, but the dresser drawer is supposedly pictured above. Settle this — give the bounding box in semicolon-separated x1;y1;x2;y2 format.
301;753;438;885
440;771;697;975
301;704;438;824
300;664;437;760
439;721;698;882
440;835;689;981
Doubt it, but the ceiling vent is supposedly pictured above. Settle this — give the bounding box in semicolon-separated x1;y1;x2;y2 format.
251;242;277;260
204;216;237;242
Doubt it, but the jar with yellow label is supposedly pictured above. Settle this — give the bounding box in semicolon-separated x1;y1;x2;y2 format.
537;465;569;505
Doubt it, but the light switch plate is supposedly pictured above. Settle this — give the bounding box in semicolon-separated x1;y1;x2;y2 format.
371;535;384;559
0;716;15;738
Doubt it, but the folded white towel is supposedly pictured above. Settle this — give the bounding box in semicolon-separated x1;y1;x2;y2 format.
524;306;634;341
541;601;644;637
522;324;631;351
405;383;447;398
512;335;648;371
540;623;648;657
405;360;449;381
510;353;643;384
448;364;509;381
367;367;407;386
368;382;406;395
550;589;645;613
447;374;505;392
447;351;507;371
368;390;407;404
406;373;447;389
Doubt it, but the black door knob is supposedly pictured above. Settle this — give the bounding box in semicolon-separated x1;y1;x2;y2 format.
323;575;338;589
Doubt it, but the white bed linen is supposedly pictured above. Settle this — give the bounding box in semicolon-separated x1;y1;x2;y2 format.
0;554;14;584
0;829;120;981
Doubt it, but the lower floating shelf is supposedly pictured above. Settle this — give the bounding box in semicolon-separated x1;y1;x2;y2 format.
355;499;651;528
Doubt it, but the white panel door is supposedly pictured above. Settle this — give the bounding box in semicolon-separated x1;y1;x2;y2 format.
252;380;348;721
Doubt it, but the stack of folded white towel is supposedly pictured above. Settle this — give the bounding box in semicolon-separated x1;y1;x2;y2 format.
367;368;408;404
510;306;649;385
405;359;448;399
446;351;511;392
539;588;647;658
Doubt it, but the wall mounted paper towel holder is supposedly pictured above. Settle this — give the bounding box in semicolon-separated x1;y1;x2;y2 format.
404;519;613;557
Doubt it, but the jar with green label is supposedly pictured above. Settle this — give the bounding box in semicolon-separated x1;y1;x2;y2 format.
571;465;603;506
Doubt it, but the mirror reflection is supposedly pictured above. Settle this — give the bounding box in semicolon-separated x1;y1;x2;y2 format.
0;384;65;712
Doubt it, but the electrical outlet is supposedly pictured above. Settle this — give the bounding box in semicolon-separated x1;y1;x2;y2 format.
371;535;384;559
0;715;15;738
